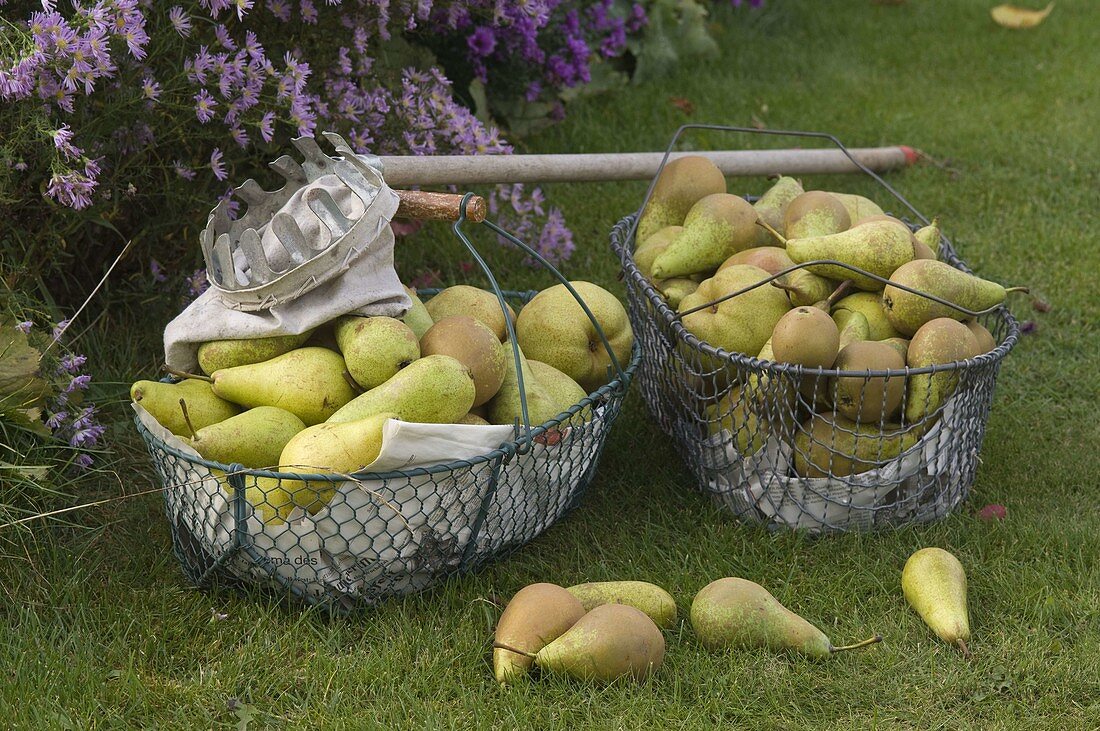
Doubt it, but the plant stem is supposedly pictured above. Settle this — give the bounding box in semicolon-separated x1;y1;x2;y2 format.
178;399;198;440
162;364;212;382
830;634;884;653
956;637;971;659
755;218;788;245
491;642;537;659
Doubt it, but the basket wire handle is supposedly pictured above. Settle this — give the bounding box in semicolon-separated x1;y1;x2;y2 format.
452;193;626;455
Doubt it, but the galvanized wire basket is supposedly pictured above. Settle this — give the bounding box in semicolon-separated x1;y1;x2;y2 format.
135;198;639;611
610;125;1020;532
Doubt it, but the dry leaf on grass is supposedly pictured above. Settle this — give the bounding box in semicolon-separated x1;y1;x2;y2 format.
991;3;1054;29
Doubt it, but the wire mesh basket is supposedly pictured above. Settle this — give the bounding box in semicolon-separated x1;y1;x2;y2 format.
610;125;1020;532
135;198;639;612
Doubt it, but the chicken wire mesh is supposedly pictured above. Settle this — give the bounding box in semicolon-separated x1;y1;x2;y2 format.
609;125;1020;532
134;205;639;612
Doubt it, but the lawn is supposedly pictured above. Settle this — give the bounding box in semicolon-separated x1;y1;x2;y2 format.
4;1;1100;728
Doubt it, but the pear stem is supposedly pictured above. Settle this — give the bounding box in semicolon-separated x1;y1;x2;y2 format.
755;218;788;246
1004;286;1030;295
491;642;537;659
823;279;854;311
162;364;212;382
178;398;198;440
830;634;883;653
770;280;800;294
956;638;971;659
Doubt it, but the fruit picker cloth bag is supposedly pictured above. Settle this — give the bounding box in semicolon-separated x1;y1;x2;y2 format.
163;173;409;372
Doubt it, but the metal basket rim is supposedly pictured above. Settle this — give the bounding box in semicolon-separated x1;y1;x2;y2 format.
611;214;1020;379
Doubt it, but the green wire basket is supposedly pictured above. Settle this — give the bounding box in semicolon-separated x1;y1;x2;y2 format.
135;196;639;612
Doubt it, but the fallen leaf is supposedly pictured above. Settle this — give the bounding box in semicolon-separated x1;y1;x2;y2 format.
978;503;1007;521
669;96;695;115
991;3;1054;29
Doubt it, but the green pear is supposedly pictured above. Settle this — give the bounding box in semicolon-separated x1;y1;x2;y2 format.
515;281;633;393
488;343;579;426
831;192;885;224
651;194;759;279
793;412;922;478
425;285;516;342
401;286;434;339
772;306;840;369
456;412;491;426
783;191;851;240
786;221;915;291
636;155;727;243
528;360;587;411
493;583;585;684
751;175;804;246
334;315;420;390
679;265;791;361
566;581;678;630
691;577;880;657
742;337;799;423
634;225;684;280
704;385;769;454
420;316;507;407
833;309;871;350
248;411;396;524
655;277;698;309
912;239;937;261
196;331;314;375
830;341;906;423
965;320;997;354
913;219;941;259
832;291;901;341
535;604;665;682
209;347;356;426
902;547;970;654
327;354;475;424
718;246;794;275
717;247;836;309
880;337;911;361
183;406;306;468
905;318;979;424
130;379;240;437
883;260;1023;335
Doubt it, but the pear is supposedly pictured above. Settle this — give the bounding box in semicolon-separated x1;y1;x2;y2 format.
334;316;420;390
634;225;684;280
793;412;922;478
327;354;475;424
782;191;851;240
831;192;885;224
488;343;580;426
832;291;901;341
566;581;678;629
420;316;507;407
902;547;970;654
209;347;356;426
651;193;759;279
716;247;834;308
248;411;396;524
197;331;314;375
880;337;910;361
425;285;516;342
751;175;804;245
636;155;727;243
913;219;941;259
183;406;306;468
785;221;915;291
912;239;937;261
833;309;871;350
905;318;979;424
535;604;665;682
691;577;881;657
771;306;840;369
528;360;587;410
456;412;491;426
883;260;1024;335
493;583;585;684
655;277;698;309
704;385;769;454
130;379;240;437
401;286;434;339
965;320;997;354
515;281;633;393
831;341;907;423
679;265;791;361
718;246;794;275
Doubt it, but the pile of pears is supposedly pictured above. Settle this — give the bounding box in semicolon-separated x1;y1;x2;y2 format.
634;156;1024;477
132;281;633;525
491;547;971;683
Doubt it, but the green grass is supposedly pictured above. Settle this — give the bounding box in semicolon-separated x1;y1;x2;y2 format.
5;1;1100;727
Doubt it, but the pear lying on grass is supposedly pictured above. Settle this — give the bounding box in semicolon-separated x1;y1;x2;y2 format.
493;583;585;684
566;581;678;629
534;604;665;682
902;547;970;655
691;577;881;658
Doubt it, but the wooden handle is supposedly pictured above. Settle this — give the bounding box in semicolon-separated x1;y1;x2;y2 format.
393;190;486;222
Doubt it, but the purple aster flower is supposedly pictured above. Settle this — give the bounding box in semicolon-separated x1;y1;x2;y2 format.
13;161;28;172
259;110;276;142
173;160;197;180
16;321;34;333
300;0;318;24
210;147;227;180
467;26;496;57
66;374;92;393
51;124;81;160
217;187;240;219
74;453;94;469
69;423;106;448
169;6;191;36
214;24;236;51
71;406;98;431
149;258;167;283
230;126;249;148
59;353;88;374
267;0;291;22
187;269;210;298
51;319;71;341
46;411;69;430
524;81;542;102
141;75;160;100
194;89;217;122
